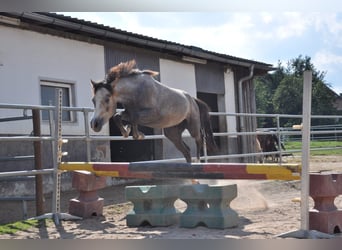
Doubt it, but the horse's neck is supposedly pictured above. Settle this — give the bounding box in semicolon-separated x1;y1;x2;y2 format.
115;75;151;103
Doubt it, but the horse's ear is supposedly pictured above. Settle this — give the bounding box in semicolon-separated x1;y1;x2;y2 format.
90;79;97;88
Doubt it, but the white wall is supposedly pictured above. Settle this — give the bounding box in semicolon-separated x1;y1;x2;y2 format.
159;58;197;160
159;58;197;97
224;67;237;137
0;25;107;135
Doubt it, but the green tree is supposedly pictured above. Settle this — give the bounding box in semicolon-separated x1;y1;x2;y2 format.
273;75;302;115
272;76;303;126
255;61;285;127
255;55;340;127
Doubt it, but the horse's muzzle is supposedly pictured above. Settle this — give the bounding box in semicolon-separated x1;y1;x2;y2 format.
90;117;104;132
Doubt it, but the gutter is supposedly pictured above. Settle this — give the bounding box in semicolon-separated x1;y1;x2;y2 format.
238;64;255;156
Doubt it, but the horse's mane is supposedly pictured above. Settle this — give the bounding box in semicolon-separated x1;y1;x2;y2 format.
106;59;159;84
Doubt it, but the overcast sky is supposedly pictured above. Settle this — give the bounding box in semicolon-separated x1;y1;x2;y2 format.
59;12;342;94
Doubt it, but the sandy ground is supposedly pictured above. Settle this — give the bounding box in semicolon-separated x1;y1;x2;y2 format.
1;155;341;239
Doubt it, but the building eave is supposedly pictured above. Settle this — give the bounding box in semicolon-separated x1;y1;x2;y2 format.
1;12;274;73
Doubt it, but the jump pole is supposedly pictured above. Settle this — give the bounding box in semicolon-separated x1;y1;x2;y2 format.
59;162;301;181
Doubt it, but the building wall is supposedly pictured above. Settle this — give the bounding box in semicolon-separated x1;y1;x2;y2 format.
105;45;160;73
224;67;239;156
235;67;258;162
104;45;161;162
0;25;106;136
195;62;225;94
159;58;197;97
159;58;197;160
0;25;110;197
104;45;239;162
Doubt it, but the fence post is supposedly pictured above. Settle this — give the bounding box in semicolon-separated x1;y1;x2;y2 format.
301;70;312;231
32;109;44;216
276;114;282;163
83;109;91;162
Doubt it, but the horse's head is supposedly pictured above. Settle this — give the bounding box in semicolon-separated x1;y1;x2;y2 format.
90;79;116;132
90;59;148;132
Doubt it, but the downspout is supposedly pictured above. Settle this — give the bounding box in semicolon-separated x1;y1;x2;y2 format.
238;64;255;159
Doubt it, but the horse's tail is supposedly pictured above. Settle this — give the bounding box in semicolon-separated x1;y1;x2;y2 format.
195;98;218;152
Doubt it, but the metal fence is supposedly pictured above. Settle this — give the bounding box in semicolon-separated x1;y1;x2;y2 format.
1;100;342;219
1;103;342;166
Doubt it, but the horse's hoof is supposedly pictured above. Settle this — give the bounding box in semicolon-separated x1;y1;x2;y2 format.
121;125;131;138
125;125;131;134
122;133;129;138
133;132;145;140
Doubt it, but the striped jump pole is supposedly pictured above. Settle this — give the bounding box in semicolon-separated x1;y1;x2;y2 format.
59;162;301;181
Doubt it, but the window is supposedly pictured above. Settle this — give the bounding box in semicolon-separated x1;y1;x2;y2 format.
40;80;75;122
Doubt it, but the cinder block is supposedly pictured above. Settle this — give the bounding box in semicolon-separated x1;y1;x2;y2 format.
125;185;180;227
310;210;342;234
72;170;107;191
69;197;104;217
309;173;342;234
69;171;106;218
179;184;238;229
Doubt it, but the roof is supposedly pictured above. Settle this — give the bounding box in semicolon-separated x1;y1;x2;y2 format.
1;12;274;72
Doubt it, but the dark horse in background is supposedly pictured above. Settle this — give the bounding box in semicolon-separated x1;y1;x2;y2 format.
90;59;217;163
256;132;288;163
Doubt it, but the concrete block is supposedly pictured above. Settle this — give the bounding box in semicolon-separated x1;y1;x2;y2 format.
69;197;104;217
310;173;342;197
125;185;180;227
69;171;106;218
309;210;342;234
72;170;107;191
309;173;342;234
179;184;238;229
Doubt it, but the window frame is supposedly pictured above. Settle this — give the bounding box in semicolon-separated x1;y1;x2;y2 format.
40;79;76;123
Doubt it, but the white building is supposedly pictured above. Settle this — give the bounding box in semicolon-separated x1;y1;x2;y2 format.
0;13;273;196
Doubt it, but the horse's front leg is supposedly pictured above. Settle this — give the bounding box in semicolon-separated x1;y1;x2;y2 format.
118;110;145;140
113;112;131;137
131;124;145;140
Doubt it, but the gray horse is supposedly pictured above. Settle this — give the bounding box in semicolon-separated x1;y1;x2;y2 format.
90;59;217;163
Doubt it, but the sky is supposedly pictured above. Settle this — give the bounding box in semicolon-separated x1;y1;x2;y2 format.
59;12;342;94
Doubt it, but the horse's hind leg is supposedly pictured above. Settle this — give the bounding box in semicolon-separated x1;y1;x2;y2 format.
189;128;202;162
186;111;202;162
164;125;191;163
164;124;200;184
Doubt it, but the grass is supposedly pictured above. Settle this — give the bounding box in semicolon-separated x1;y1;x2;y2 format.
0;219;39;235
284;140;342;156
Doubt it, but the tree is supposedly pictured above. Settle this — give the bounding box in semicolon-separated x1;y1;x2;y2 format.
255;61;286;127
255;55;340;127
273;76;302;115
272;76;303;126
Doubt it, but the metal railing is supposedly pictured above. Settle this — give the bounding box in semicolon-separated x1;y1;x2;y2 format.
1;98;342;224
1;104;342;166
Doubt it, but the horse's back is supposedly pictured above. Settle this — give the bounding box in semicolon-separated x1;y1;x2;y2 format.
119;74;193;128
146;76;193;113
